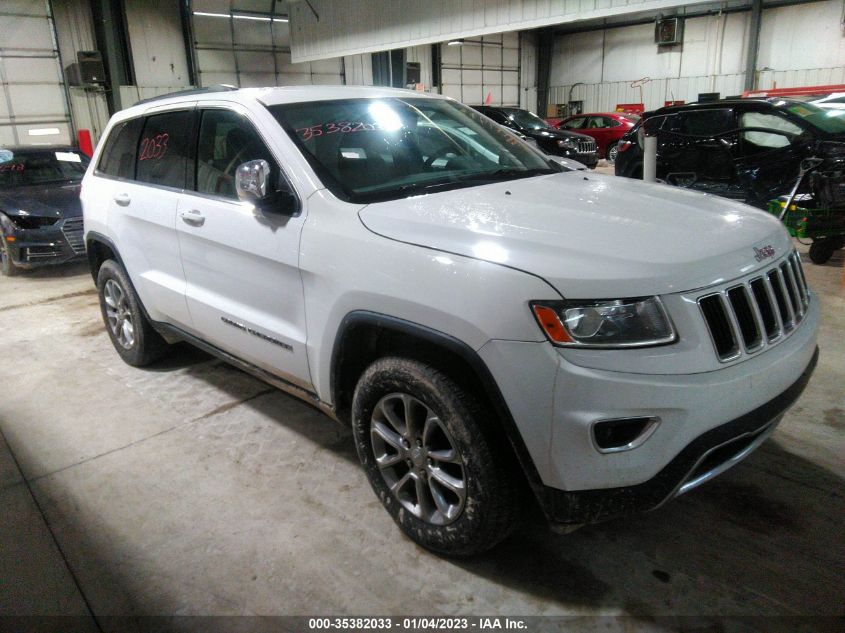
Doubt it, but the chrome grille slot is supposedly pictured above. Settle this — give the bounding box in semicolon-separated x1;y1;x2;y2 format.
699;294;739;360
788;252;809;310
698;252;811;362
726;285;762;351
768;268;793;332
780;262;802;322
61;217;85;255
749;277;780;341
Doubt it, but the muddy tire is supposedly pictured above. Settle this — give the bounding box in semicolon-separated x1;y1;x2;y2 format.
352;357;521;556
96;259;169;366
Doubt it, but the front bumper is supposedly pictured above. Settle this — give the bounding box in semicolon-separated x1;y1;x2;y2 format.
5;217;85;268
540;347;817;524
560;149;598;168
478;286;819;525
541;142;599;168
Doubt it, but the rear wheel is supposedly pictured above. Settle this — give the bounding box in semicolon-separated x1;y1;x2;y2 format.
352;357;521;556
606;142;619;164
96;259;169;366
809;240;835;265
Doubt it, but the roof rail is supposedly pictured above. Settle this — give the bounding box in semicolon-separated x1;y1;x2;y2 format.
134;85;238;106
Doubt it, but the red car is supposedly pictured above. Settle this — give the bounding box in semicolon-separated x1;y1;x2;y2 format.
555;113;639;163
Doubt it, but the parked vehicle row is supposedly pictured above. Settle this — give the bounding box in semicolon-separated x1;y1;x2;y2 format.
80;86;818;555
556;112;639;162
471;106;599;168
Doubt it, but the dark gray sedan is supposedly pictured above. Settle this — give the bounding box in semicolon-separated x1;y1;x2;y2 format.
0;146;88;276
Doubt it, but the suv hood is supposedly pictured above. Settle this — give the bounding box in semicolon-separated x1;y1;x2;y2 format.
0;182;82;219
525;127;591;142
358;172;792;298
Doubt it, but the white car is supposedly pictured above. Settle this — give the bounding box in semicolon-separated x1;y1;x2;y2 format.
81;86;819;555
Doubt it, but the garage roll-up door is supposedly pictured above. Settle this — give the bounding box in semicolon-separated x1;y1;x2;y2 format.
191;0;343;88
440;33;519;107
0;1;72;146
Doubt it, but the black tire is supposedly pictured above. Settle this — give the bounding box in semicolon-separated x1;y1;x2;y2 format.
352;357;521;556
96;259;169;366
1;239;19;276
606;142;619;164
809;241;834;265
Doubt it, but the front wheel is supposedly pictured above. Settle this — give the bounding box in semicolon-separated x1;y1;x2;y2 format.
351;357;521;556
96;259;170;366
606;142;619;164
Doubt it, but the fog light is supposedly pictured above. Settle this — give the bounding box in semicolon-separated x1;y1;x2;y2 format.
592;416;660;453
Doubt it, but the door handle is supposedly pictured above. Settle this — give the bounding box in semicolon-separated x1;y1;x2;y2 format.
180;209;205;226
113;193;131;206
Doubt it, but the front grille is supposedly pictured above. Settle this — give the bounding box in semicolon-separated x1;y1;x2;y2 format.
61;217;85;254
576;138;596;154
698;252;810;361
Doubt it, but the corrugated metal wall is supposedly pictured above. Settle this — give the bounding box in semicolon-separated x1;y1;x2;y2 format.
190;0;344;88
124;0;191;99
51;0;110;144
549;0;845;112
0;0;73;146
440;33;520;106
288;0;717;63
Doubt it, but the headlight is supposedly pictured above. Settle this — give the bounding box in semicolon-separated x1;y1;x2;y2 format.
9;215;58;229
557;138;577;149
531;297;676;348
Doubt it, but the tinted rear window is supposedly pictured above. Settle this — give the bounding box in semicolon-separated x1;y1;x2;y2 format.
677;109;734;136
98;117;143;179
135;111;194;189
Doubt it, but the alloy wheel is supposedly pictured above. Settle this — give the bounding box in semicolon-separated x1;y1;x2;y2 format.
370;393;466;525
103;279;135;349
607;144;619;163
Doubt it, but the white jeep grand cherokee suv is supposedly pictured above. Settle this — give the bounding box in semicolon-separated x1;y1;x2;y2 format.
82;86;819;555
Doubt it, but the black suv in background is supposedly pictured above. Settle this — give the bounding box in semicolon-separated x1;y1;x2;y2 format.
614;98;845;209
472;106;599;168
0;146;89;276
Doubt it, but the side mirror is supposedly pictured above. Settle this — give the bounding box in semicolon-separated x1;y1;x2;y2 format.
236;159;270;203
236;159;298;216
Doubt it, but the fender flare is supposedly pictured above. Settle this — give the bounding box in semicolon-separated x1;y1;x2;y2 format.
330;310;545;494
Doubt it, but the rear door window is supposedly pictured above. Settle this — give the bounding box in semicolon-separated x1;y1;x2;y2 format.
135;111;194;189
562;117;586;129
98;117;143;179
677;109;734;137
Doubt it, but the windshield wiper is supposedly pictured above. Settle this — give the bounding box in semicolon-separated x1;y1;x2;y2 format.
468;167;554;181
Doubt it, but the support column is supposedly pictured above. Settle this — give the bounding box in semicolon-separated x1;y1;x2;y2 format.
536;28;553;117
90;0;132;112
744;0;763;92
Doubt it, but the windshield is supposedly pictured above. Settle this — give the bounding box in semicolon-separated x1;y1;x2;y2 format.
506;109;550;130
784;101;845;135
0;149;89;188
269;98;557;203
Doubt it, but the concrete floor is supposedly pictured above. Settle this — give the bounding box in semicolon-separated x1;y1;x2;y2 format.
0;240;843;631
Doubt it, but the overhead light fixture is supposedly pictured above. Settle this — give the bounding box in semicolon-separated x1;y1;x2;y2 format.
193;11;288;22
28;127;61;136
446;39;464;46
